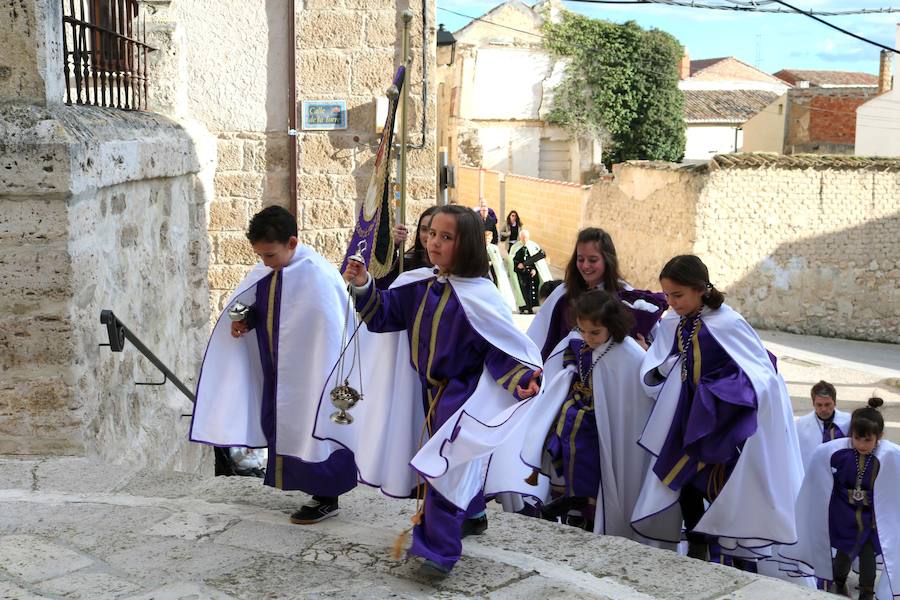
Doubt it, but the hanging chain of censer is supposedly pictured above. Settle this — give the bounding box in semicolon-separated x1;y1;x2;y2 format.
330;241;367;425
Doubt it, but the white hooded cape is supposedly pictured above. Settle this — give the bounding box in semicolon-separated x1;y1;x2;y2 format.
190;246;349;463
312;268;542;509
516;332;682;543
795;409;852;470
631;304;804;554
506;240;553;308
780;438;900;599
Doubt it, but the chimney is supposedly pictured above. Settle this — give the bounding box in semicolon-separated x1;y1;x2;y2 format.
878;49;893;94
680;49;691;80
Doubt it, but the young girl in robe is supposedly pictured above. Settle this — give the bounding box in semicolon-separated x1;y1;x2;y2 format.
527;228;667;360
522;290;680;543
632;255;802;566
341;204;542;574
785;397;899;600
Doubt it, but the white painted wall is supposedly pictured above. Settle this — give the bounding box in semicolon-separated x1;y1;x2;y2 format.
467;47;552;120
742;95;787;152
855;26;900;157
477;125;542;174
684;125;742;160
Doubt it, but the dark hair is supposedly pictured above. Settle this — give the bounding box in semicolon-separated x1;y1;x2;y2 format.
538;279;564;303
405;206;439;269
506;210;522;227
572;290;634;344
850;397;885;438
564;228;623;302
246;206;297;244
431;205;489;278
659;255;725;310
811;380;837;403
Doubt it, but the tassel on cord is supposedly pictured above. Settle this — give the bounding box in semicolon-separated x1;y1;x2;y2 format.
524;467;539;486
392;510;423;560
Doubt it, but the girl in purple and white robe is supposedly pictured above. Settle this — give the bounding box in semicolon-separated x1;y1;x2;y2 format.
331;205;542;574
520;290;680;544
527;228;666;361
783;398;899;600
632;255;803;566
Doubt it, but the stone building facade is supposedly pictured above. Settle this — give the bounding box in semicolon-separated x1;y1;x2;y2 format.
587;154;900;343
1;0;436;468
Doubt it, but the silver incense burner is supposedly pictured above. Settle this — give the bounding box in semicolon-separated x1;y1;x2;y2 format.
228;302;251;322
330;381;362;425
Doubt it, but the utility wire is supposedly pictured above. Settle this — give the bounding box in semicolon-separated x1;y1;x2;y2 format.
766;0;900;53
567;0;900;16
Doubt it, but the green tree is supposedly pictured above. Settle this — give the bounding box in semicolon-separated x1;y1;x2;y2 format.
543;11;685;165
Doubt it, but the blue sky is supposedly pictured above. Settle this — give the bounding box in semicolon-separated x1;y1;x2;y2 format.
436;1;900;75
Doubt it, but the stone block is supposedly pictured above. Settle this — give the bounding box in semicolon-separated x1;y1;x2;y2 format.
297;11;364;49
301;200;356;230
297;53;350;93
208;265;252;291
350;51;397;94
0;313;74;369
0;535;93;583
0;198;68;243
209;200;250;232
345;0;396;8
363;10;398;48
243;140;267;173
216;233;257;266
298;133;354;174
346;96;377;136
216;139;243;171
214;172;264;199
38;572;142;600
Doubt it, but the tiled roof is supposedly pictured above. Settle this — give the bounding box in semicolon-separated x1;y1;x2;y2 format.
690;57;729;75
682;89;779;123
774;69;879;87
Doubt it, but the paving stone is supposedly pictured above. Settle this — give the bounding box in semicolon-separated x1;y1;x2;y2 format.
205;555;359;600
486;574;615;599
122;582;238;600
38;571;142;599
0;580;51;600
213;519;324;557
141;512;238;541
0;459;39;490
0;535;93;583
112;469;208;499
33;458;138;494
715;578;831;599
104;538;249;587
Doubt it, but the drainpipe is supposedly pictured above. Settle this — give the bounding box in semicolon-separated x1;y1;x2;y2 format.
288;0;299;217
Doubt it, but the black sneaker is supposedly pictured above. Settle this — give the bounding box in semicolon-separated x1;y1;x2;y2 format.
290;497;339;524
421;559;452;575
461;514;488;538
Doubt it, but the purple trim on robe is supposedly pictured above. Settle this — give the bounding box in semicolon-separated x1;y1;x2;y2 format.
828;447;881;559
540;288;666;360
254;272;357;497
822;419;847;444
652;314;758;498
355;276;533;569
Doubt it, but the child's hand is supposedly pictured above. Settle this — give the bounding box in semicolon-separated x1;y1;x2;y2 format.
517;368;542;399
231;320;249;338
343;259;369;287
635;333;649;351
392;224;409;245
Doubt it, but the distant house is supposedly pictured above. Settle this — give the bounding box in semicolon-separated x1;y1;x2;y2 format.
436;0;602;183
774;69;879;89
743;87;878;155
857;30;900;157
677;55;789;161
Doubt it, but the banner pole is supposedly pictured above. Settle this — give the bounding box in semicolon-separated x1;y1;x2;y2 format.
398;9;413;274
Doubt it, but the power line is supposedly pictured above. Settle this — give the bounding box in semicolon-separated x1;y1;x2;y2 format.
767;0;900;53
567;0;900;16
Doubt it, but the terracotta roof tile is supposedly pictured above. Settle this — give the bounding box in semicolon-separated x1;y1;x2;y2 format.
774;69;879;87
682;89;779;123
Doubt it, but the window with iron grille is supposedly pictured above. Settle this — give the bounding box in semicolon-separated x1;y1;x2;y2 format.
61;0;156;110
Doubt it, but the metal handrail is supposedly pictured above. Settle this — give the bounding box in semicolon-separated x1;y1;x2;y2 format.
99;309;195;403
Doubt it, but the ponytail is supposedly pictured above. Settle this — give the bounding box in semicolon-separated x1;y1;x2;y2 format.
659;255;725;309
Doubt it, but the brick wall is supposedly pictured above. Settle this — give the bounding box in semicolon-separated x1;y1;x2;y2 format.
786;88;877;154
456;166;590;271
585;155;900;343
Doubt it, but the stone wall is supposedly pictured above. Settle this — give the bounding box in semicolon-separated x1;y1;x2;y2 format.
0;103;215;467
174;0;437;314
585;154;900;343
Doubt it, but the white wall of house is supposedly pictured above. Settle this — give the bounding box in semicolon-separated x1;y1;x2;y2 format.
466;47;551;120
741;94;787;152
856;27;900;157
477;124;542;174
684;124;743;160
